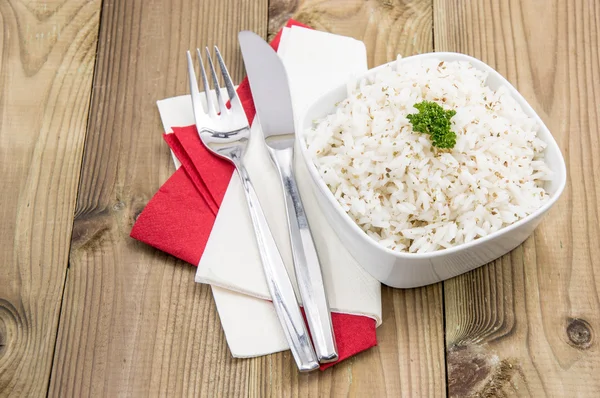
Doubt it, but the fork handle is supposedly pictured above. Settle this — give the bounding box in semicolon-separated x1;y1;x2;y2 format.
270;147;338;363
233;160;319;372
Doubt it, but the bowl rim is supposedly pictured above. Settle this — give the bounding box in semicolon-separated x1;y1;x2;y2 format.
297;51;567;259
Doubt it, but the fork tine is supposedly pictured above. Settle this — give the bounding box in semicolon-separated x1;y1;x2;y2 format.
205;47;228;115
195;48;217;117
214;46;244;113
186;51;204;119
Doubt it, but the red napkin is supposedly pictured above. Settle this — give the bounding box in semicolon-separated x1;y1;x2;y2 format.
131;19;377;370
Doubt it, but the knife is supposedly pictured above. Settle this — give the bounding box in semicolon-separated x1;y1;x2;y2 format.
238;30;338;363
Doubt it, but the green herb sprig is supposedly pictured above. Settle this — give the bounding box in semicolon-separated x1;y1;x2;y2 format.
406;101;457;149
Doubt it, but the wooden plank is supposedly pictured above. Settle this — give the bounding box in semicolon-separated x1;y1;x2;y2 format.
48;0;268;396
269;0;433;68
0;1;101;396
245;285;445;397
435;0;600;396
264;1;446;396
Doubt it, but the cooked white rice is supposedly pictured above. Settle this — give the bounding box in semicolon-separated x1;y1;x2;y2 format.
304;56;552;253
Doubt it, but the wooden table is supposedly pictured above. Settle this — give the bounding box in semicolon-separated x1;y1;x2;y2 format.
1;0;598;396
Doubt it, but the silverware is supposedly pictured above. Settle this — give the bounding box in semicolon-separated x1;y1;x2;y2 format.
186;46;319;372
238;31;338;363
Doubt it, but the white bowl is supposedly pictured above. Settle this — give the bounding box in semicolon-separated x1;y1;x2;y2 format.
297;52;567;288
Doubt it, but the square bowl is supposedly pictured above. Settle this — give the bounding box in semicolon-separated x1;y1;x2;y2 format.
296;52;567;288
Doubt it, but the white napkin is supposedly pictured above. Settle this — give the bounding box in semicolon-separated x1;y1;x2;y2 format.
157;27;382;357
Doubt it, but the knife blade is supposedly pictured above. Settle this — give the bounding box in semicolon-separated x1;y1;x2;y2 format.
238;30;338;363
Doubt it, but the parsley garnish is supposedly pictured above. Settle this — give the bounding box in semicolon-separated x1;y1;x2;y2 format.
406;101;457;149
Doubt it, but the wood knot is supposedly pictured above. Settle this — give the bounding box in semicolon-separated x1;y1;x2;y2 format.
0;300;24;358
448;346;490;395
567;318;593;349
448;345;492;397
0;321;6;356
447;344;521;397
71;209;112;253
130;199;148;225
113;201;125;211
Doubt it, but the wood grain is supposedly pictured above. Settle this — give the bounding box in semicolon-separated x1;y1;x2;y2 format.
5;0;597;395
50;0;444;396
243;285;445;397
48;0;267;396
435;0;600;396
268;0;432;68
266;1;446;396
0;0;101;396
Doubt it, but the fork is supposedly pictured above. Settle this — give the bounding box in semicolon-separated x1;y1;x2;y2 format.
186;46;320;372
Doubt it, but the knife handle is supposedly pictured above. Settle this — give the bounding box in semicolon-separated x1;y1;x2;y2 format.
270;147;339;364
233;159;319;372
